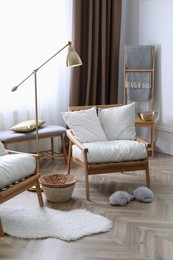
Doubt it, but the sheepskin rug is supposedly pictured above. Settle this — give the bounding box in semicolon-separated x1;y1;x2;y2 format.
0;206;112;241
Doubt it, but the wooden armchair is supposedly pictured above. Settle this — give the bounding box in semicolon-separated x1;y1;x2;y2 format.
0;145;43;236
63;104;150;201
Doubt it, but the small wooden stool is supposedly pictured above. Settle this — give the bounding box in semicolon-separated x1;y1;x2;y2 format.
0;125;67;163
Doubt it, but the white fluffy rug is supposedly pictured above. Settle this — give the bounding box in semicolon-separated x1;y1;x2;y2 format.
0;206;112;241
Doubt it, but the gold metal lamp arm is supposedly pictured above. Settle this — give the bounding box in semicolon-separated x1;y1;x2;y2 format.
11;41;82;160
36;42;70;71
11;41;71;92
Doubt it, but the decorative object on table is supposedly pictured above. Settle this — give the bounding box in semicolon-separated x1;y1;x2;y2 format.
137;111;158;121
11;41;82;159
0;206;112;240
109;186;154;206
109;191;134;206
39;174;77;202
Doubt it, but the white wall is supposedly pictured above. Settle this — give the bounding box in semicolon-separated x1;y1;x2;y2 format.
119;0;173;155
118;0;139;103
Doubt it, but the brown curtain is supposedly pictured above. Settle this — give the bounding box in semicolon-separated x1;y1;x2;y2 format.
69;0;122;106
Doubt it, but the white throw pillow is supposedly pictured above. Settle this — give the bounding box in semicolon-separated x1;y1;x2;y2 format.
62;107;108;143
0;141;8;156
98;103;136;140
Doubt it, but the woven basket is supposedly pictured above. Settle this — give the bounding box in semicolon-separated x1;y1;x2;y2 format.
39;174;77;202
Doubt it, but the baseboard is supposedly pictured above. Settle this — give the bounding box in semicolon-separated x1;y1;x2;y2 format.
138;125;173;155
154;125;173;155
155;125;173;134
155;140;173;155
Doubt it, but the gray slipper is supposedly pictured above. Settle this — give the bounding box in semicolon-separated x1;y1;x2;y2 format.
109;191;134;206
133;186;154;203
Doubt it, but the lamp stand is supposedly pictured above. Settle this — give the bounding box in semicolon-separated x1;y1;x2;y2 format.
34;70;39;173
11;41;82;190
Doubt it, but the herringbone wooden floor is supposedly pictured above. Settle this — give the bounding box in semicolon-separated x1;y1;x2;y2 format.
0;152;173;260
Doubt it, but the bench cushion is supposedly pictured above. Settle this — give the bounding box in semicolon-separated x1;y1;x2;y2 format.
72;140;147;164
0;125;66;143
0;154;36;189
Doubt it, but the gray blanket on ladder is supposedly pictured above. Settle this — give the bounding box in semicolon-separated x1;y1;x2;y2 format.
125;45;153;101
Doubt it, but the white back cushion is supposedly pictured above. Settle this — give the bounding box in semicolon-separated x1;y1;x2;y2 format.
98;103;136;140
62;107;107;143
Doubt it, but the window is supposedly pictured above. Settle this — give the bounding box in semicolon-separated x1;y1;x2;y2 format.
0;0;72;152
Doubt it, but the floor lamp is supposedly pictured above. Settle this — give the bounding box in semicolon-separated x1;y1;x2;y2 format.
11;41;82;173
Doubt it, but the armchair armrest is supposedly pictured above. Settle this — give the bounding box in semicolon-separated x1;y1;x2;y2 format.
66;130;88;153
7;150;40;158
136;136;150;148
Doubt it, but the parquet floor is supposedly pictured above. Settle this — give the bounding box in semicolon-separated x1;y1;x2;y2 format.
0;152;173;260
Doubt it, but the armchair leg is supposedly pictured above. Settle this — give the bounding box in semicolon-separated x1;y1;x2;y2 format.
67;140;72;175
0;217;4;237
84;169;90;201
35;180;44;207
85;176;90;201
83;153;90;201
61;134;67;164
146;166;150;188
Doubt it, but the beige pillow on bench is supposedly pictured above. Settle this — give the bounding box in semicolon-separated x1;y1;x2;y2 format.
10;120;45;133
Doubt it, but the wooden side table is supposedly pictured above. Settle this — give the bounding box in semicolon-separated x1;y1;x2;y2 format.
135;117;155;157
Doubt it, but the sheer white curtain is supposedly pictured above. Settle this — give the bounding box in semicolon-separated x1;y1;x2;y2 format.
0;0;72;152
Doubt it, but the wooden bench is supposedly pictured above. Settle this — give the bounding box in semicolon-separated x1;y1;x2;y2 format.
0;125;67;163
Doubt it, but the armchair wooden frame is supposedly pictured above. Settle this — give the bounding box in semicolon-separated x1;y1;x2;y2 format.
67;105;150;201
0;150;43;237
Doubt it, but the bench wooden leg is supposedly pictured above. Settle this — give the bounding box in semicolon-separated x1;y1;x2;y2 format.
35;179;44;207
50;135;67;163
51;137;54;160
67;140;72;175
61;134;67;164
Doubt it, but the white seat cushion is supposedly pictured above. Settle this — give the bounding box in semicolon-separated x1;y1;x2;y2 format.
72;140;147;164
0;154;36;189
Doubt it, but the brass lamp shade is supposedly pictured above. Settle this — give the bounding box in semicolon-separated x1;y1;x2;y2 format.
66;46;82;67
